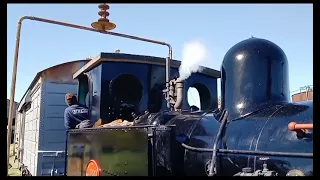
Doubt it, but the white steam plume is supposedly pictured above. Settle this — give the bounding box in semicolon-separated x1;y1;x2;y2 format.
178;40;208;80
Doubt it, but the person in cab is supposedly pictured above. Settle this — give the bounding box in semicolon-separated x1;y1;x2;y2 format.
64;93;93;130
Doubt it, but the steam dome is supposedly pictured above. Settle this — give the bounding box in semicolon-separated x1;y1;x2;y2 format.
220;38;290;120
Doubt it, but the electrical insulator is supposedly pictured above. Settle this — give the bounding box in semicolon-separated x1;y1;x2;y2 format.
91;3;116;31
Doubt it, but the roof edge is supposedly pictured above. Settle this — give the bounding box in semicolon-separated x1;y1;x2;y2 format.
73;52;221;79
17;59;88;105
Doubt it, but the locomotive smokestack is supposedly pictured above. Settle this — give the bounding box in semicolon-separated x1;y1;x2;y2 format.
220;38;290;120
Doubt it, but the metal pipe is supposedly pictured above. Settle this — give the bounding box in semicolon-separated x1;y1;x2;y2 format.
7;18;23;175
180;143;313;158
174;78;184;111
168;81;175;110
165;57;171;108
209;110;228;176
21;16;173;58
288;122;313;131
6;15;173;176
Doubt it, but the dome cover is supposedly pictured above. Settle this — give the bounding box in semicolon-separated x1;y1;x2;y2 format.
220;38;290;120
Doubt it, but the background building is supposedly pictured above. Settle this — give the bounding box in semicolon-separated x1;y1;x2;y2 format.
291;85;313;102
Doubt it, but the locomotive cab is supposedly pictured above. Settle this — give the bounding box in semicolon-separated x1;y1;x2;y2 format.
73;52;220;125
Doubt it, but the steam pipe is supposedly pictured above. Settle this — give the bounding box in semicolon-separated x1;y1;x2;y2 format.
165;57;171;108
288;122;313;136
174;78;184;111
6;15;173;175
180;143;313;158
288;122;313;131
168;81;175;110
209;111;228;176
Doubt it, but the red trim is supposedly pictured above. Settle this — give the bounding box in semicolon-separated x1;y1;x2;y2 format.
85;159;102;176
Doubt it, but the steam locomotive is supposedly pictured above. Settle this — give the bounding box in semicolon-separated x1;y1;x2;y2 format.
66;38;313;176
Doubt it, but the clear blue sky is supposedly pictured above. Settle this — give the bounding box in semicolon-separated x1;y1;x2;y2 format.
7;4;313;107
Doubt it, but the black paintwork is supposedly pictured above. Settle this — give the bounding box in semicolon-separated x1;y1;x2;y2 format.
76;53;218;124
66;101;313;176
66;39;312;176
218;101;312;176
221;38;290;121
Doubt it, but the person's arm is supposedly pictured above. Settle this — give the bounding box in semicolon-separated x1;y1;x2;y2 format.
64;109;71;130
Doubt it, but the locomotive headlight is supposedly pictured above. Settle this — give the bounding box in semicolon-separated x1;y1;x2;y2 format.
286;169;305;176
